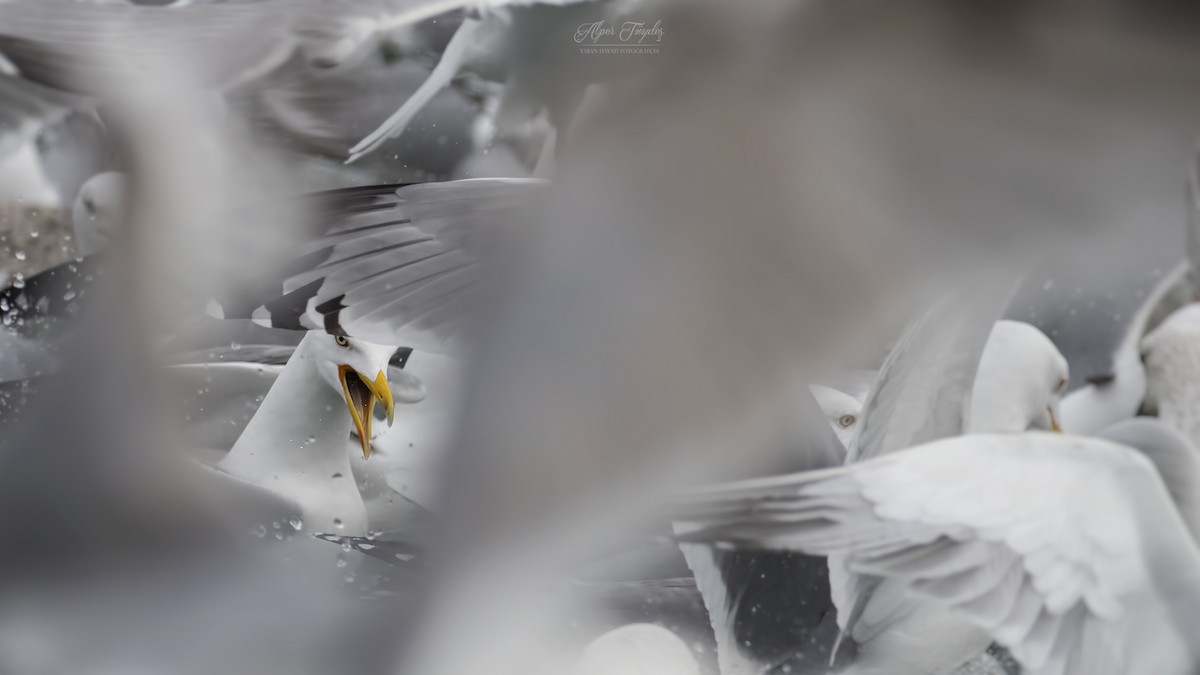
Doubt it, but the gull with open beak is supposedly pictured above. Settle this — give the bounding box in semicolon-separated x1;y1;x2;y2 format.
213;331;398;534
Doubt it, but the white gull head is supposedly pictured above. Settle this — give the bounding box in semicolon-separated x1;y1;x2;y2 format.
969;320;1069;433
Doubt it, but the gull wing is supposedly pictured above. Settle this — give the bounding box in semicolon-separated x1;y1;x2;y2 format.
678;433;1199;675
211;178;544;354
0;1;295;94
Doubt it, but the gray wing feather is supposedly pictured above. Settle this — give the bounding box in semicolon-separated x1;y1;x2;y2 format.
296;179;543;347
850;285;1013;464
0;1;296;94
840;282;1015;651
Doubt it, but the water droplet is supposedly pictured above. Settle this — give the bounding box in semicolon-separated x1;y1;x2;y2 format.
13;251;25;261
336;559;347;568
230;341;241;350
62;290;76;302
12;275;25;289
333;518;344;529
288;518;303;531
251;525;267;538
29;230;38;239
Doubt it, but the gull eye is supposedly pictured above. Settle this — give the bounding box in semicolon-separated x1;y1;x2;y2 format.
837;414;856;429
334;334;350;348
1056;377;1068;394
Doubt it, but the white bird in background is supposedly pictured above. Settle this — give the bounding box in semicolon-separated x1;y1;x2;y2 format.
303;0;657;164
813;319;1069;458
816;298;1069;675
0;71;92;206
678;419;1200;675
1060;151;1200;435
969;320;1069;434
69;171;126;257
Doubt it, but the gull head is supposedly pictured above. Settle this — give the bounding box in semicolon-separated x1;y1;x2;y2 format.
70;172;127;258
311;331;398;459
970;320;1069;434
810;384;862;449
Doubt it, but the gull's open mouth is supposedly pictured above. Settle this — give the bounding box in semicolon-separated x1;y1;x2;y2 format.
338;365;395;459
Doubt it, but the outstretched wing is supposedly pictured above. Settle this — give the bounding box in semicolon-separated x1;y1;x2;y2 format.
0;1;296;94
678;433;1194;675
850;285;1014;463
211;178;544;352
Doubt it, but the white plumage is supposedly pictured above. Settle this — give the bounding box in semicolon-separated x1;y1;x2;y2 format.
679;426;1200;675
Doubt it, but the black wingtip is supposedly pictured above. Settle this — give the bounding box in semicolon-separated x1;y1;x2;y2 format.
390;346;414;369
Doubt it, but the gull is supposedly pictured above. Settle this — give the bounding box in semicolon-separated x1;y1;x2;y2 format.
677;418;1200;675
212;330;398;534
0;171;127;332
0;69;102;206
1060;152;1200;434
203;178;543;534
813;317;1067;491
968;320;1068;434
0;1;546;174
310;1;656;164
833;315;1067;675
766;294;1069;675
673;291;1066;675
167;340;449;534
166;342;425;455
69;171;127;257
0;171;127;394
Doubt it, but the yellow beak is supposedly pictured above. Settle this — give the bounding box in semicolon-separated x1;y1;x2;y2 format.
1048;405;1063;433
338;365;396;459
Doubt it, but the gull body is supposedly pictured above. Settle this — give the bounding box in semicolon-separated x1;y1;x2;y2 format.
216;331;397;534
833;316;1069;675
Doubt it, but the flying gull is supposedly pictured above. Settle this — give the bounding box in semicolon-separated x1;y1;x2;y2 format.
678;419;1200;675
